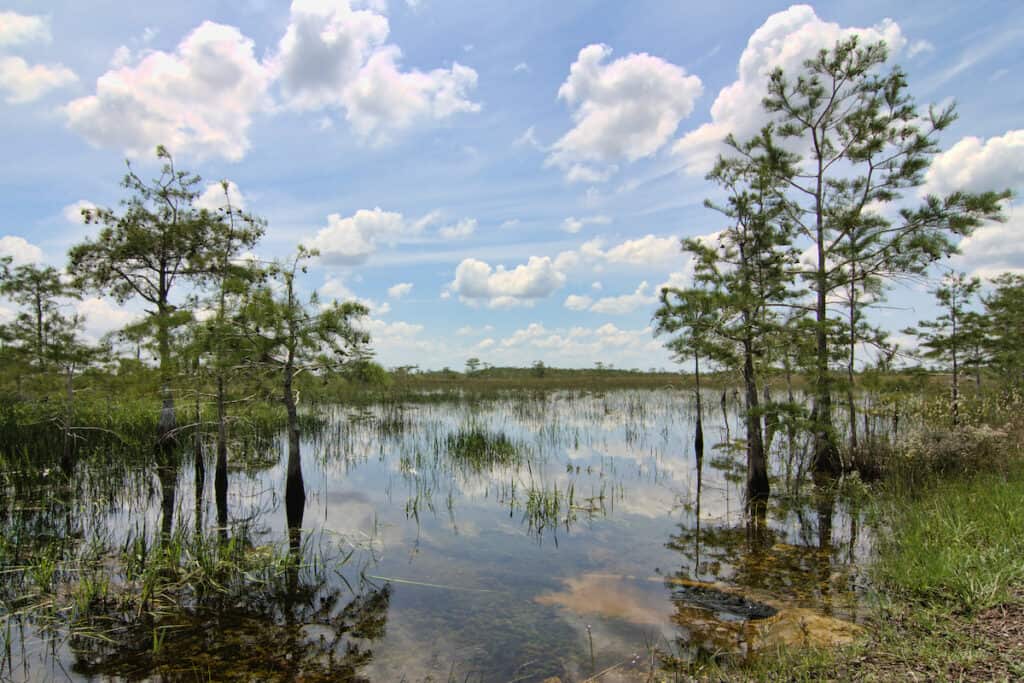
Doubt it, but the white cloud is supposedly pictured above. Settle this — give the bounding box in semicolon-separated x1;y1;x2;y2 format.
271;0;479;143
923;129;1024;196
439;217;477;239
513;62;529;73
387;282;413;299
0;11;50;46
64;21;270;161
272;0;389;110
547;43;702;181
514;125;542;150
477;337;495;350
321;276;390;314
450;256;566;307
0;235;43;265
907;39;934;58
673;5;905;174
76;297;138;341
456;324;493;336
602;234;680;267
62;200;97;224
494;321;665;367
564;294;593;311
0;56;76;103
109;45;133;69
342;48;480;143
954;205;1024;278
553;234;683;274
561;214;610;234
307;207;426;264
589;281;657;314
565;163;616;184
196;181;247;212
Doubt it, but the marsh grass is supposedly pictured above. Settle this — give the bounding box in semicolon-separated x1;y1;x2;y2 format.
445;426;520;468
872;463;1024;612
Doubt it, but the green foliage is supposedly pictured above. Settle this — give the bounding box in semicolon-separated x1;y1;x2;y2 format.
874;464;1024;611
983;273;1024;384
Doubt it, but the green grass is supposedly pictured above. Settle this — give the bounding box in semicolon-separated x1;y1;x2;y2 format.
872;463;1024;612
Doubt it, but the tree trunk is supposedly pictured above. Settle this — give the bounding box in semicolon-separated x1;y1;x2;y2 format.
694;354;704;466
214;373;228;540
35;292;45;371
61;366;74;473
743;340;769;504
156;301;177;444
283;360;305;524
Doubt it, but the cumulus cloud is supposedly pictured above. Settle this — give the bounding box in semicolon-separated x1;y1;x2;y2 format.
272;0;389;110
561;215;610;234
65;21;270;161
450;256;566;307
307;207;430;264
387;282;413;299
673;4;906;174
0;235;43;265
954;207;1024;278
342;47;479;143
563;294;593;311
438;217;477;239
589;281;657;314
271;0;479;143
546;43;702;181
553;234;683;275
0;56;76;103
495;321;665;367
598;234;681;267
62;200;97;224
321;276;390;314
0;11;50;46
76;297;139;341
923;129;1024;196
196;180;247;212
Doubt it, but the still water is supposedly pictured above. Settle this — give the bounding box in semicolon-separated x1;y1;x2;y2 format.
5;389;869;681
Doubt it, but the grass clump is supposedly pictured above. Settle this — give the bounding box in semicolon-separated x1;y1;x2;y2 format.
445;426;520;468
872;463;1024;612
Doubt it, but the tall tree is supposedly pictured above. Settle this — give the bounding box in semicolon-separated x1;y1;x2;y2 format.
191;181;265;521
746;37;1008;473
655;286;718;470
0;264;75;372
982;273;1024;387
904;272;981;425
68;147;249;444
659;138;798;505
239;248;370;519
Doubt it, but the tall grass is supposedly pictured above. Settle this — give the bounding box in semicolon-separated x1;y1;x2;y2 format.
873;463;1024;611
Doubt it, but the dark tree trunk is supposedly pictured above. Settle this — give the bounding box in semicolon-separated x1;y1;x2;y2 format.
283;361;305;527
743;343;770;505
61;366;74;473
157;459;178;543
193;396;205;537
156;301;177;444
694;355;704;465
214;375;228;540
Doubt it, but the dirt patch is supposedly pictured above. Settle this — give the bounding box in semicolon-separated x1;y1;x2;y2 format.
950;598;1024;681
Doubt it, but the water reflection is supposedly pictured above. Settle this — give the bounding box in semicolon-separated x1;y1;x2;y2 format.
3;389;872;681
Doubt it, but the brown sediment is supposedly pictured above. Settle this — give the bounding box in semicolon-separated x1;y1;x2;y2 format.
535;572;861;653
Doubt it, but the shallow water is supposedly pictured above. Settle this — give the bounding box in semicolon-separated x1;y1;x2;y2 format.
3;389;870;681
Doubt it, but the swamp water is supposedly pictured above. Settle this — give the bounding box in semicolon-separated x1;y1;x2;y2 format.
3;390;871;681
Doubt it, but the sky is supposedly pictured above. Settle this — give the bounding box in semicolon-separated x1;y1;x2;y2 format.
0;0;1021;371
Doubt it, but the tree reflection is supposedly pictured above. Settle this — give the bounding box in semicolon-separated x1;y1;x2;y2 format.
69;478;391;682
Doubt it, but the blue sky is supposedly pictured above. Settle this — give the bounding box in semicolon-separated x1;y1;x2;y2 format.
0;1;1022;370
